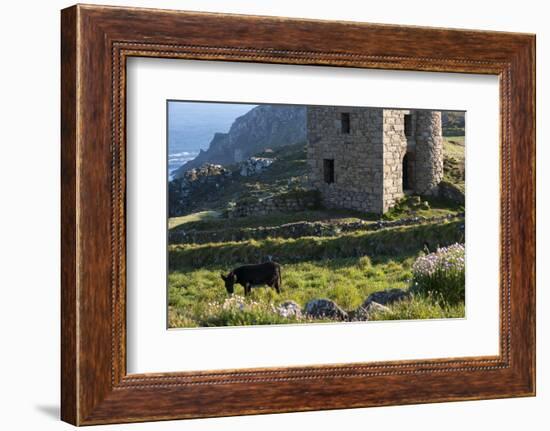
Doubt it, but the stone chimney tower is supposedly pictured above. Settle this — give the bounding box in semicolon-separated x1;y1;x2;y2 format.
414;111;443;196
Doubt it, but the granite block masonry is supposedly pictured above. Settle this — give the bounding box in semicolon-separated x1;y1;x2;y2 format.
307;107;443;214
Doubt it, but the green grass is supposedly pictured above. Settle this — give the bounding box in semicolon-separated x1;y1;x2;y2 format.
169;210;221;230
169;220;464;269
382;195;463;221
169;303;321;328
444;136;465;160
368;294;465;321
168;221;466;328
166;138;466;328
444;135;465;145
169;199;463;245
170;209;365;233
168;255;464;328
443;136;465;187
168;256;412;327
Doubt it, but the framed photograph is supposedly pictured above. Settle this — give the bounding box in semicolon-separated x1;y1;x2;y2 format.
61;4;536;425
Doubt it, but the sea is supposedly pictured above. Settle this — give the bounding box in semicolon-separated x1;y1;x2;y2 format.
167;101;256;180
168;149;200;179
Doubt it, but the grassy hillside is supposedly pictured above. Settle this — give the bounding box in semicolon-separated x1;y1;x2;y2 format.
169;220;463;268
168;139;466;328
171;139;464;218
173;143;308;216
169;255;464;328
168;219;465;327
443;136;465;188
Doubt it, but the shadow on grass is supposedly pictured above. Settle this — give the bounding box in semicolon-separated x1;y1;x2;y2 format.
168;220;464;270
168;253;416;277
169;208;375;234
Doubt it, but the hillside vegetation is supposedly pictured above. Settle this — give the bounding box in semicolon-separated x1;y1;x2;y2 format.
442;111;465;136
173;105;306;175
168;134;465;327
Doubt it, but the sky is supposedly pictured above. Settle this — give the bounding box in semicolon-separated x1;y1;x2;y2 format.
168;101;257;153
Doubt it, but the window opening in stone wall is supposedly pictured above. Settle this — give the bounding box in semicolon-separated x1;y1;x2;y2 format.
341;112;350;134
323;159;335;184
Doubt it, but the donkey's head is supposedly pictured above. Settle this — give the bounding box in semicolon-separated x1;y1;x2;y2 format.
220;272;237;295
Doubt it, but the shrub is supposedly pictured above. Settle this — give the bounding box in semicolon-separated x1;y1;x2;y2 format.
411;243;465;305
357;255;372;270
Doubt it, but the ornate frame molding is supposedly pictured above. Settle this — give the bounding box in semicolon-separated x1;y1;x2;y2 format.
61;5;535;425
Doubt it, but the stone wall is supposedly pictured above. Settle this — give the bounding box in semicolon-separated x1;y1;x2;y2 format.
414;111;444;195
307;106;384;213
226;190;320;218
306;107;444;214
382;109;409;212
169;212;464;244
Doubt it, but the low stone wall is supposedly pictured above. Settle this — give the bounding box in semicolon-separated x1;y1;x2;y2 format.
169;212;464;245
226;189;320;219
170;220;346;244
169;220;464;268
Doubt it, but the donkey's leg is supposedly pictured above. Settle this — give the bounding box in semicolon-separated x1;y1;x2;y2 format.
273;278;281;294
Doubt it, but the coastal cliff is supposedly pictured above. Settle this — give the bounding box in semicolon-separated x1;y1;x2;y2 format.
172;104;306;178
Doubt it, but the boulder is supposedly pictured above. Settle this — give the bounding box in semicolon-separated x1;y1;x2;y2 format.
350;301;391;321
363;288;411;307
276;300;302;319
438;181;465;205
304;298;348;321
239;157;274;176
410;195;422;205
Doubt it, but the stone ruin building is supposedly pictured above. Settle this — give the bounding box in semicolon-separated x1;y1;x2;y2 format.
307;106;443;214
